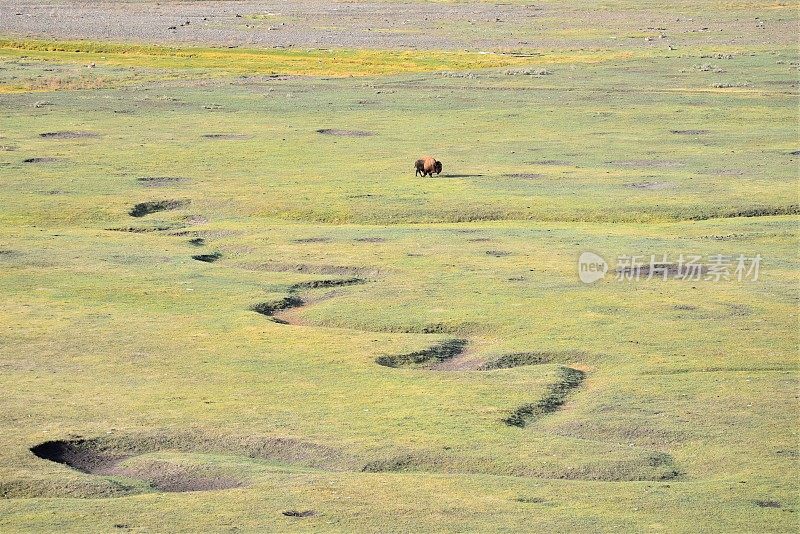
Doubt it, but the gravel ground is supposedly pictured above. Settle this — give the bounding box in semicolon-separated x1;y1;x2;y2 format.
0;0;794;51
0;0;541;50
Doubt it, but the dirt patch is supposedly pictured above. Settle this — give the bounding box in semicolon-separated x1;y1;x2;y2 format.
114;461;242;493
137;176;187;187
503;367;585;427
671;129;708;135
502;173;543;179
129;199;190;217
30;440;241;494
192;252;221;263
39;131;99;139
201;133;251;140
0;145;17;151
189;238;205;247
376;339;468;369
23;157;63;164
316;129;374;137
626;181;677;190
754;500;782;509
30;440;129;475
282;510;316;518
293;237;330;244
486;250;512;257
251;296;305;322
26;431;358;498
354;237;386;243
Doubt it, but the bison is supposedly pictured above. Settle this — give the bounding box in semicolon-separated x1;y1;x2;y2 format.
415;156;443;177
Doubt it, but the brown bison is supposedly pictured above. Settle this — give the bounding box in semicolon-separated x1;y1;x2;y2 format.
415;156;442;177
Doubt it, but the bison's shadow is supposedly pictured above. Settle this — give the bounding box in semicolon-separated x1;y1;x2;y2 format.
438;174;486;178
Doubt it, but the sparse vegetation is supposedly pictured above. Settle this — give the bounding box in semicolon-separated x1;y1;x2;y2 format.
0;0;796;531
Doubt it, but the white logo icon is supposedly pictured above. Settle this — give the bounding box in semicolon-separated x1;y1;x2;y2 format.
578;252;608;284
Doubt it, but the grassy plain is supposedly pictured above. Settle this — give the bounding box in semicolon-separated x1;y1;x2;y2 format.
0;0;797;531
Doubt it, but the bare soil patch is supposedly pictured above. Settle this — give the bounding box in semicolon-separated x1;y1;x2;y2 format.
486;250;512;257
115;461;242;492
671;129;708;135
39;131;99;139
293;237;330;243
283;510;316;518
129;199;190;217
251;296;305;323
201;133;251;140
30;440;128;475
353;237;386;243
316;129;374;137
137;176;187;187
30;439;241;493
26;431;358;498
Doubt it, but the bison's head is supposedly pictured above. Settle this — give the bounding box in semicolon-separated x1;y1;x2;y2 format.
434;161;443;174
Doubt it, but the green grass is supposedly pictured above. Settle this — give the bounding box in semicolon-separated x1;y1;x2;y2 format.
0;2;797;531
